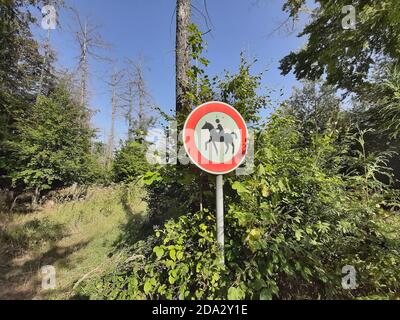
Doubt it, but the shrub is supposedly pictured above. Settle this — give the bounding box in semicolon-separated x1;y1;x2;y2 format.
113;141;151;183
87;112;399;300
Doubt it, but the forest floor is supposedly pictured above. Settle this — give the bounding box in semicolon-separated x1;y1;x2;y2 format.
0;184;147;300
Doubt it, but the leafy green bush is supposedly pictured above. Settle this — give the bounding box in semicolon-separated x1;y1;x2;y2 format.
113;141;151;183
89;210;226;300
86;112;399;300
224;114;400;299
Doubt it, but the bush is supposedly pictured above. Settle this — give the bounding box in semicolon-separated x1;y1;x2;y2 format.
90;210;226;300
113;141;151;183
87;112;399;300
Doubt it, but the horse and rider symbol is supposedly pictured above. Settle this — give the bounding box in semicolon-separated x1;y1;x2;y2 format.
201;119;238;155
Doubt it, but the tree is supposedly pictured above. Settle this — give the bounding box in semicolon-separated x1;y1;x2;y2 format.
0;0;61;189
176;0;192;120
376;66;400;139
280;0;400;187
112;141;151;183
282;80;347;145
37;33;55;100
9;80;95;200
94;111;400;300
280;0;400;95
105;68;124;166
121;58;155;143
71;9;110;124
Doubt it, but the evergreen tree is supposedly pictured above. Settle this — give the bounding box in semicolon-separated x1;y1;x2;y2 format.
9;81;95;197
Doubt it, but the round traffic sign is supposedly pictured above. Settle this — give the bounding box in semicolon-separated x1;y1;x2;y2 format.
183;101;248;175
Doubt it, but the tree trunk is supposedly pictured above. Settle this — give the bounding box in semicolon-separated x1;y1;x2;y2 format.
176;0;191;119
37;29;51;101
80;20;90;129
127;90;134;142
109;83;116;164
31;187;40;209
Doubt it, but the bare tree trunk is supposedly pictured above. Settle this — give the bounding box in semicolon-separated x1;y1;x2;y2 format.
136;64;145;142
176;0;191;118
123;59;154;142
107;70;123;166
109;81;116;163
127;86;134;142
37;29;51;101
80;21;88;111
72;11;110;128
31;187;40;209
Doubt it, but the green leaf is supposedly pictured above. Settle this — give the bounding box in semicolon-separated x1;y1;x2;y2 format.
295;229;304;241
228;287;245;300
144;279;154;294
261;185;270;198
260;288;273;300
170;249;177;261
232;181;250;195
168;275;176;285
176;251;184;260
143;171;162;185
153;246;164;260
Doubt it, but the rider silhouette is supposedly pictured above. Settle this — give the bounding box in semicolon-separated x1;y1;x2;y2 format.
216;119;225;142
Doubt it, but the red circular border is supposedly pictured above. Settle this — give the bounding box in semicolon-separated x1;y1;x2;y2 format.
183;102;248;174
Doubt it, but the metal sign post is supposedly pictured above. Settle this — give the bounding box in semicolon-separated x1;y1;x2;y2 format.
216;175;225;265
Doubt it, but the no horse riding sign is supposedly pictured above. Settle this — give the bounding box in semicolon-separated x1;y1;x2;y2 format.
183;101;248;175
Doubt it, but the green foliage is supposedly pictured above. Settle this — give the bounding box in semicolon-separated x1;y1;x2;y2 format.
81;22;400;301
282;81;344;137
113;141;151;183
92;111;399;300
88;142;114;185
93;210;226;300
184;24;270;125
281;0;400;94
216;54;270;125
145;24;271;226
224;115;399;299
376;66;400;139
0;1;58;188
9;83;95;193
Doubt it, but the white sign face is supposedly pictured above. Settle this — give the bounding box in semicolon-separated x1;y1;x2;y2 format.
183;102;248;175
194;112;241;164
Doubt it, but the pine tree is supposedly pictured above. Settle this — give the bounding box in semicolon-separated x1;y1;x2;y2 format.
10;80;95;199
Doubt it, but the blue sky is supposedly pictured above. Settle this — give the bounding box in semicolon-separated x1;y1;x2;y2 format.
34;0;309;143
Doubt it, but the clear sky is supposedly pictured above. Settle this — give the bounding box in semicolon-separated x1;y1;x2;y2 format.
33;0;309;144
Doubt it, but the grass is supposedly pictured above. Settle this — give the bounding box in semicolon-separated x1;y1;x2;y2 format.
0;183;147;300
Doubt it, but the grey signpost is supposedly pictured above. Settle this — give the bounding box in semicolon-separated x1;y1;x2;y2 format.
216;175;225;264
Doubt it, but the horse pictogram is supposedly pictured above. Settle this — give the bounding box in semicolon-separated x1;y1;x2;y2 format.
202;120;238;155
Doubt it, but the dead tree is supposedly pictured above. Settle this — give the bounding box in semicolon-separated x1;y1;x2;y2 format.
121;58;155;143
37;29;51;100
175;0;191;119
70;9;110;125
105;69;124;165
